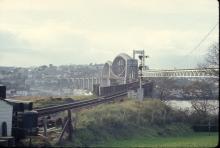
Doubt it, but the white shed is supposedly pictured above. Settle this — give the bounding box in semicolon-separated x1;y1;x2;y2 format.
0;99;13;137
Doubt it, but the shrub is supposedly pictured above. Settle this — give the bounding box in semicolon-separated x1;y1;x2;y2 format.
62;99;193;147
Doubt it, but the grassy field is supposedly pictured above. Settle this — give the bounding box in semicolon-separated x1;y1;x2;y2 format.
95;132;219;147
60;99;197;147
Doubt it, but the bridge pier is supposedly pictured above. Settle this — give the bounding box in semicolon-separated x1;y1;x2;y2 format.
77;78;80;89
71;78;74;89
82;78;85;89
79;78;82;89
79;79;81;89
72;77;100;91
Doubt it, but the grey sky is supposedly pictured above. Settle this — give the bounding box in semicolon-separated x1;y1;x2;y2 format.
0;0;219;69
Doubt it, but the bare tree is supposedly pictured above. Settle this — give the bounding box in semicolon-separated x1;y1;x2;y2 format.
182;81;214;100
198;42;219;77
153;78;177;101
196;42;219;100
190;43;220;123
206;42;219;67
178;80;219;126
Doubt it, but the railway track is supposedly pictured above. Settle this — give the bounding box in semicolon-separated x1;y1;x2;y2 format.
35;91;127;116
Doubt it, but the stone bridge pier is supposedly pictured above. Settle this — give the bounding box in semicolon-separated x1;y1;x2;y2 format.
71;77;101;91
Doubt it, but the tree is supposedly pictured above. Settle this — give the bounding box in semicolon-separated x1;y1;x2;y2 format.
180;80;219;125
153;78;177;101
182;81;215;100
205;42;219;67
191;43;219;122
199;42;219;77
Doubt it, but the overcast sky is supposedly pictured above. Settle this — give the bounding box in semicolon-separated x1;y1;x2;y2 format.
0;0;219;69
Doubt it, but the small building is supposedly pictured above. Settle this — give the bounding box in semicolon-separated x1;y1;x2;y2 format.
0;99;13;137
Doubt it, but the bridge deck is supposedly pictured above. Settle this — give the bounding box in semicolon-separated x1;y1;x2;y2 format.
143;68;219;78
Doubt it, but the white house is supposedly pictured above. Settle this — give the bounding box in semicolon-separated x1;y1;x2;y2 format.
0;99;13;137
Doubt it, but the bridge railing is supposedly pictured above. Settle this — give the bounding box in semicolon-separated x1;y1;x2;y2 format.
143;68;219;78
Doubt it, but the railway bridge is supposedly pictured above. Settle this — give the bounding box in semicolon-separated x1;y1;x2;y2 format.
37;51;218;143
100;50;218;87
68;50;218;93
1;51;218;146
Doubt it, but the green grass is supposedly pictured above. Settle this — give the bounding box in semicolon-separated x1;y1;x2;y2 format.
95;132;219;147
48;99;218;147
60;99;197;147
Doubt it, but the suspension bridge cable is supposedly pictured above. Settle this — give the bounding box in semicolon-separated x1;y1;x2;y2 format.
185;22;219;56
181;22;219;68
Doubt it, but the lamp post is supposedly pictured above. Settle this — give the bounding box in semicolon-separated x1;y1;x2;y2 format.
137;54;149;101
